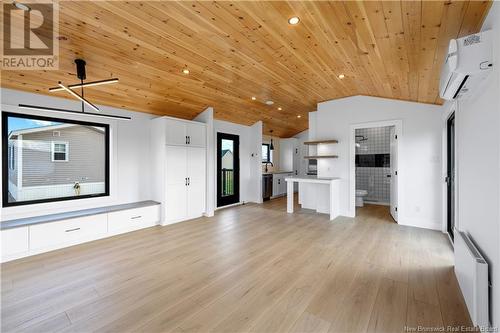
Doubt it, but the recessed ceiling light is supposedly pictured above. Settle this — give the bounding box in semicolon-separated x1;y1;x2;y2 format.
266;100;274;105
288;16;300;25
182;68;190;74
297;115;302;118
13;1;31;11
278;107;282;111
338;74;345;79
251;96;256;100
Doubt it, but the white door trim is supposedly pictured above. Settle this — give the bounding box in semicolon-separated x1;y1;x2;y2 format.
349;119;403;219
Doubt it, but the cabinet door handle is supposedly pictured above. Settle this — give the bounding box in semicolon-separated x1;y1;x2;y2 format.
188;136;191;144
188;177;190;185
185;177;188;186
131;216;142;220
65;227;80;233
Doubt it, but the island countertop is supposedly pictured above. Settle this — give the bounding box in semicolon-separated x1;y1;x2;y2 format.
285;176;341;184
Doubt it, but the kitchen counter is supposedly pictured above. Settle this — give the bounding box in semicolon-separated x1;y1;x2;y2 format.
285;176;341;220
284;175;340;183
262;170;293;175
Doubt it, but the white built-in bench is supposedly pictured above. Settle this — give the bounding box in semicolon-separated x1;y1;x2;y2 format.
1;201;160;263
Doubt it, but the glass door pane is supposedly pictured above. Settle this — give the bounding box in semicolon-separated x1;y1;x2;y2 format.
217;133;239;207
221;139;234;197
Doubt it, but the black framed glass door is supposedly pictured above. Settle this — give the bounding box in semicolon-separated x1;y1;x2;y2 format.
217;132;240;207
447;112;455;241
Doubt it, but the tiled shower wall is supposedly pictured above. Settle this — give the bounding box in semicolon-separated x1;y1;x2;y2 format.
355;126;392;204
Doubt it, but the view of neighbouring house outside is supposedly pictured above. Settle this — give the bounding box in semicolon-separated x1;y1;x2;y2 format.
6;114;107;205
220;139;234;196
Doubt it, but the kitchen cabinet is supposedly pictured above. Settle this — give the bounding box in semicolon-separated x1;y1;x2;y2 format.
165;118;206;147
164;145;206;224
280;138;299;176
152;116;207;225
272;173;293;197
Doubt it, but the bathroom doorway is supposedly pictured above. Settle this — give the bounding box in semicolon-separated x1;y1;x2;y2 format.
350;121;401;222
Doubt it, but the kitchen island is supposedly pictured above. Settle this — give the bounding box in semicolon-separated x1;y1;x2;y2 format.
285;176;341;220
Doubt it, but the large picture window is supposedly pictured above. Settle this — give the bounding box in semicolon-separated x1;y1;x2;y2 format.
2;112;110;207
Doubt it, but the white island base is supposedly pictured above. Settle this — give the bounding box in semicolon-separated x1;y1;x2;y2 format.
285;176;341;220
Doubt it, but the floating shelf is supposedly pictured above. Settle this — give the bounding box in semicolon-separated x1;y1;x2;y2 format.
304;155;338;159
304;139;338;145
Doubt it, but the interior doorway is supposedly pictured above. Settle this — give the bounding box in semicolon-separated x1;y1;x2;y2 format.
217;132;240;207
446;112;456;241
350;120;401;221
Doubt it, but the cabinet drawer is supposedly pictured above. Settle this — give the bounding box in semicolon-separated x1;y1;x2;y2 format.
108;205;160;234
1;227;29;257
30;214;107;250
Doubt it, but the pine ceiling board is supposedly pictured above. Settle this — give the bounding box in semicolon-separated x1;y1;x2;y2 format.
418;1;445;103
1;1;491;137
458;0;493;37
401;0;422;102
343;1;392;98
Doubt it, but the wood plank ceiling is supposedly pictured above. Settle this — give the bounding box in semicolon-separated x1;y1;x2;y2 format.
1;1;492;137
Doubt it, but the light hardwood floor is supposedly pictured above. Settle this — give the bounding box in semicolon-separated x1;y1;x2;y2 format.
1;198;471;333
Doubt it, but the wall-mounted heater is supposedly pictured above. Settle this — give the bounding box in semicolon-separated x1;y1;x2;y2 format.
454;229;489;328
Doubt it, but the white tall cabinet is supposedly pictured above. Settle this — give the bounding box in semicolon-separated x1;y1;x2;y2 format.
152;117;207;225
280;138;299;176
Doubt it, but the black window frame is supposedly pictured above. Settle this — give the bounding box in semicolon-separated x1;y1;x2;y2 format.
262;143;271;163
2;111;110;207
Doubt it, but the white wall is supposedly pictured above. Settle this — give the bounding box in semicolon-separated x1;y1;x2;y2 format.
452;2;500;326
314;95;443;230
213;120;262;206
1;88;154;221
249;121;263;203
194;107;215;217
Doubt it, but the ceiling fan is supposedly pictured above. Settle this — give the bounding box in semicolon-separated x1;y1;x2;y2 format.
49;59;118;112
19;59;130;120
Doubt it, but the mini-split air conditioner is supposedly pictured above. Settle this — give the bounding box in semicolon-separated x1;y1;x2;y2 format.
439;30;493;100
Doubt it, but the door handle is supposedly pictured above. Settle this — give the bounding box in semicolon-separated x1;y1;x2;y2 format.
65;227;81;233
131;216;142;220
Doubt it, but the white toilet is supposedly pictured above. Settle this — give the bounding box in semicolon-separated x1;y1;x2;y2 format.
355;189;368;207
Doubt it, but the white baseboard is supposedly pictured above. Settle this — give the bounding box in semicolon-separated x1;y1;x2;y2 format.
398;216;441;231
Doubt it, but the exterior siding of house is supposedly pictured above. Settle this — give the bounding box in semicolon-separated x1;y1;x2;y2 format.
8;139;18;186
221;150;233;170
20;126;105;187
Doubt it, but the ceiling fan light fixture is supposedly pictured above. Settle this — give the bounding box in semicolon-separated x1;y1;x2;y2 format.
288;16;300;25
18;104;131;121
58;82;100;112
49;78;119;92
